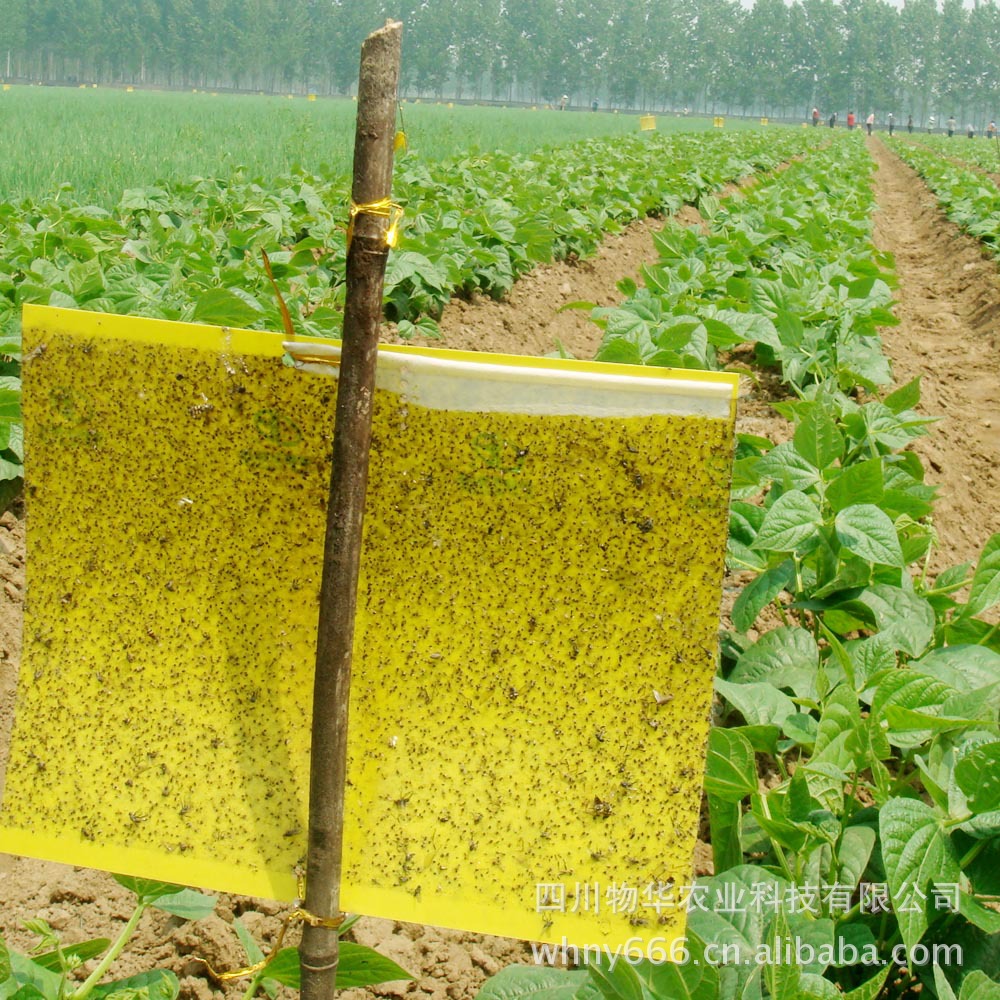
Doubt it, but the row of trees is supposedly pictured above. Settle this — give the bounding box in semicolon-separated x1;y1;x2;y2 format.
2;0;999;122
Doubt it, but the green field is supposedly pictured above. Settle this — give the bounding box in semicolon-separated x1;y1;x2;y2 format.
0;85;749;207
0;87;807;491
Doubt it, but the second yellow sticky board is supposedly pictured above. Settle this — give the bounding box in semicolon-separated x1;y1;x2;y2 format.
0;305;737;949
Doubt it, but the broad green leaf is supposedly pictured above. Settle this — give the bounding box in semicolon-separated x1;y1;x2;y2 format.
782;713;818;748
935;966;959;1000
0;941;10;987
708;794;742;875
955;743;1000;814
836;825;876;890
784;913;835;975
91;970;179;1000
233;918;265;965
261;943;412;990
0;389;20;423
587;957;644;1000
834;505;903;567
958;971;1000;999
639;934;720;1000
149;888;216;920
729;627;820;699
871;670;959;749
825;459;884;514
735;724;781;753
812;685;860;770
799;761;847;813
30;939;110;973
844;634;896;692
949;734;1000;836
8;988;46;1000
793;405;844;470
853;584;935;657
883;377;922;415
754;442;820;491
965;534;1000;618
704;728;757;802
879;798;962;951
943;683;1000;724
727;537;766;573
959;890;1000;935
8;953;62;999
796;973;839;998
686;867;790;999
476;965;592;1000
255;948;300;989
847;276;876;298
884;706;979;737
595;339;644;365
731;502;767;544
753;491;822;553
843;968;891;1000
192;287;264;327
739;969;763;1000
910;645;1000;693
731;560;795;633
751;792;808;853
112;875;184;901
714;678;797;728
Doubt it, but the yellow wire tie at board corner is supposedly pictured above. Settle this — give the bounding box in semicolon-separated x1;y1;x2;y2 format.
197;907;345;982
346;198;403;250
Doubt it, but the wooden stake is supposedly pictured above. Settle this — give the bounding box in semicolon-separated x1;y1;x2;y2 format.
299;21;402;1000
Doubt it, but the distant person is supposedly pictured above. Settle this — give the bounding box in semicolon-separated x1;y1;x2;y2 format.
591;98;598;112
847;110;856;130
907;114;913;133
888;113;894;135
559;94;568;111
812;107;820;126
968;123;976;138
866;112;874;135
928;116;935;133
828;111;836;127
987;121;997;139
947;115;956;136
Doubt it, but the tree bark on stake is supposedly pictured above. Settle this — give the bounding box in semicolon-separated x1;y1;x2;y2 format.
299;20;402;1000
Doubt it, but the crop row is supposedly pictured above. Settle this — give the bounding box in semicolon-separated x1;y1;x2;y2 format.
889;138;1000;258
508;138;1000;998
899;131;1000;178
0;128;820;484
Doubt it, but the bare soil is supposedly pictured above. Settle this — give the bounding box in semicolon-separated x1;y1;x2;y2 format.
2;136;999;999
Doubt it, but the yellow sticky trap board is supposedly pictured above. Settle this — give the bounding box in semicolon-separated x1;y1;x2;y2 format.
0;305;738;949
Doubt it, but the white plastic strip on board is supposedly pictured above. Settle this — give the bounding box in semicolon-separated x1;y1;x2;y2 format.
283;341;735;419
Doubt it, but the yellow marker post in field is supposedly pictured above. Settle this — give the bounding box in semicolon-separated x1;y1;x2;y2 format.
639;114;656;131
0;306;737;950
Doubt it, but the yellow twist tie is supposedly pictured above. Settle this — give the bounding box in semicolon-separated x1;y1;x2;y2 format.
347;197;403;249
198;906;345;982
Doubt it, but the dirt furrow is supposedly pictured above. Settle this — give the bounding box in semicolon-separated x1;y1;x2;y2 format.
386;217;664;358
868;137;1000;570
